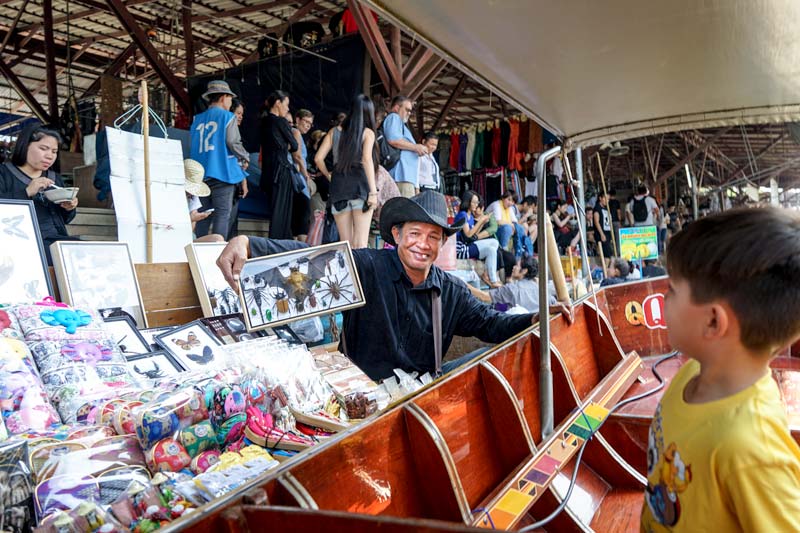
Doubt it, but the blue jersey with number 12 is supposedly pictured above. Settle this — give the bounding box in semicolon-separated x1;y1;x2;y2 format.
190;107;246;184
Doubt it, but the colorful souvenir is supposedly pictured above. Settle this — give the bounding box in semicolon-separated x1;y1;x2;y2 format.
136;408;180;449
147;439;191;473
190;450;221;474
39;309;93;334
179;421;217;457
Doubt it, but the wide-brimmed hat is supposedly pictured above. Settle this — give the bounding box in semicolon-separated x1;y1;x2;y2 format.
379;190;460;246
202;80;237;101
183;159;210;197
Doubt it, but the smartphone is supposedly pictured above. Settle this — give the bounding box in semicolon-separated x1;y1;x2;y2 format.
199;206;215;214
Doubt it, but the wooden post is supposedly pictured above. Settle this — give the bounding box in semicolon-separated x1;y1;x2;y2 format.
596;152;618;257
543;214;570;303
43;0;59;122
567;247;578;300
597;235;608;278
182;0;195;78
141;81;154;263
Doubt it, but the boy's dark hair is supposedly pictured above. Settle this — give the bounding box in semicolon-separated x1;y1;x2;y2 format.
608;188;617;196
636;185;649;196
523;195;536;206
667;207;800;352
422;131;438;142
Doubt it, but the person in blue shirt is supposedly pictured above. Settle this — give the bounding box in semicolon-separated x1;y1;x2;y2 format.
383;95;428;198
190;80;249;238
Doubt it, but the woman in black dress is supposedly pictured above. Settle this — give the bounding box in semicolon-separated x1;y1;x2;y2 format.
0;124;79;264
259;90;298;239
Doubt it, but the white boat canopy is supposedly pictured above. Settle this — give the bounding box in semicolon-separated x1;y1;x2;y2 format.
367;0;800;148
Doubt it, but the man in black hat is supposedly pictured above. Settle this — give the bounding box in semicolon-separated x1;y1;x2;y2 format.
217;190;571;381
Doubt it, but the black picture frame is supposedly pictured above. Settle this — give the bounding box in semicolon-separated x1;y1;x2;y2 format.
125;350;184;380
154;320;223;371
200;313;267;345
102;315;151;355
139;326;176;350
0;199;53;300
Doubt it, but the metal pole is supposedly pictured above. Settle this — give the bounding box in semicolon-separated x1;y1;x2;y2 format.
575;148;589;278
686;164;698;221
537;145;561;440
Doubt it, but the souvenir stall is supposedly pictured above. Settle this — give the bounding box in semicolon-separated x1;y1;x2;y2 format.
0;95;434;533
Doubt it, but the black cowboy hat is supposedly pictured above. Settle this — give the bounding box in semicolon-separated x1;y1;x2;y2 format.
379;190;461;246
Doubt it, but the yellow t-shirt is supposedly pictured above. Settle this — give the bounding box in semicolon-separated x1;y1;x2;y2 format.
641;359;800;533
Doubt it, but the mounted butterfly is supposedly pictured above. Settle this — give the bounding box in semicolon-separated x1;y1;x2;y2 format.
154;320;223;372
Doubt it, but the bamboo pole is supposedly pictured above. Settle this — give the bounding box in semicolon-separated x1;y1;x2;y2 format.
543;213;570;303
595;152;618;257
597;235;608;279
141;81;153;263
567;247;577;300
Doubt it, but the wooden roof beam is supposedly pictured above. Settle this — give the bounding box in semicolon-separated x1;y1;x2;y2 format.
432;74;467;131
43;0;59;120
655;127;733;186
80;41;137;98
347;0;402;93
406;57;446;101
105;0;190;112
0;56;50;122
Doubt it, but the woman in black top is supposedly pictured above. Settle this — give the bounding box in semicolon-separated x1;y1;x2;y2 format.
314;95;377;249
259;90;298;239
0;124;78;264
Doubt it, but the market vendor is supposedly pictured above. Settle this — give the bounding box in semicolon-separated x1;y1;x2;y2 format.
217;190;572;381
0;123;79;264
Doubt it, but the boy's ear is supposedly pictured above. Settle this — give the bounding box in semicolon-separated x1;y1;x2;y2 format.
703;302;731;340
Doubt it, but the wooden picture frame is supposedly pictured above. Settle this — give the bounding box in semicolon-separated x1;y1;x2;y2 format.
102;315;151;356
185;242;241;317
155;320;223;371
125;351;184;380
50;241;148;328
238;241;365;332
0;199;53;302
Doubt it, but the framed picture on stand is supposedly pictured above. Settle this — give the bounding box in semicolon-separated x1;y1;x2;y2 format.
139;326;175;351
102;315;151;356
50;241;148;327
0;199;53;303
238;241;365;332
185;242;241;317
155;320;223;371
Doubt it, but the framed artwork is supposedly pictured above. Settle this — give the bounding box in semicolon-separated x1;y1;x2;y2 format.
139;326;175;351
50;241;148;328
102;316;150;355
155;320;223;371
238;241;365;331
185;243;241;317
200;313;266;345
125;351;184;380
0;199;53;303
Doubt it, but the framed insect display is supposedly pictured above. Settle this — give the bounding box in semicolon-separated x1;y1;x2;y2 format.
185;243;241;317
138;326;175;351
50;241;148;328
0;199;53;303
154;320;223;371
102;315;150;356
125;351;183;380
237;241;365;332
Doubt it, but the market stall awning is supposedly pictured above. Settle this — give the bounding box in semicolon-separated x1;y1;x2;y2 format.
367;0;800;147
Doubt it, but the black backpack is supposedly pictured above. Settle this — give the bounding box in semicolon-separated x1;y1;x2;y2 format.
376;125;402;171
632;197;649;222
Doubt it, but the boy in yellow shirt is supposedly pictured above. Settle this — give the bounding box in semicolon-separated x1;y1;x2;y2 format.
641;207;800;532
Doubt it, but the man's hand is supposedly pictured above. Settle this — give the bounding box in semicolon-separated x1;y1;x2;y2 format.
532;301;574;326
600;233;607;242
217;235;250;290
241;180;249;198
414;144;428;156
190;210;212;223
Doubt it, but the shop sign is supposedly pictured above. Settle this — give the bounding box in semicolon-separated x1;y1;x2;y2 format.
624;293;666;329
619;225;658;261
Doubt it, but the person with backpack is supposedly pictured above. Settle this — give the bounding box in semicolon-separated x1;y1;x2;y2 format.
626;185;659;227
380;95;428;198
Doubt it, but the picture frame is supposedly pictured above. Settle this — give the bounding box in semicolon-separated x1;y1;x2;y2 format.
125;351;184;380
50;241;148;328
185;242;240;317
139;326;175;351
0;199;53;303
102;316;151;356
238;241;365;332
199;313;266;345
155;320;223;371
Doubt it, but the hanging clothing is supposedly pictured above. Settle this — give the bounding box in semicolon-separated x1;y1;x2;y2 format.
507;119;520;171
518;120;530;157
528;121;544;154
485;167;504;205
472;168;487;200
482;127;493;166
437;135;451;170
465;128;476;171
449;132;460;170
472;129;484;169
491;126;501;166
458;133;468;172
499;120;511;167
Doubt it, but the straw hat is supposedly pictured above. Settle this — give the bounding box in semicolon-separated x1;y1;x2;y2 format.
202;80;237;101
183;159;210;197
